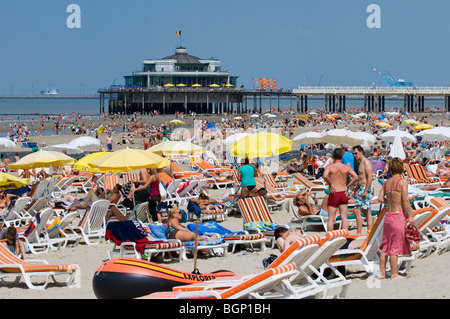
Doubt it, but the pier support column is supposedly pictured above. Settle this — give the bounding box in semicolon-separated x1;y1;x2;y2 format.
343;95;346;112
324;95;328;112
304;95;308;113
446;96;449;112
296;95;300;113
364;96;367;112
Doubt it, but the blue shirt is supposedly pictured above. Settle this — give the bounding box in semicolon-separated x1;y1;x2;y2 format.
238;165;256;187
342;152;355;170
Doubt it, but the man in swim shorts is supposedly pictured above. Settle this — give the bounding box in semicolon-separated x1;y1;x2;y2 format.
352;145;374;234
323;148;358;231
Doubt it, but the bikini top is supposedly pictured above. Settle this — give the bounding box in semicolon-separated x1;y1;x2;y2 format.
384;177;404;195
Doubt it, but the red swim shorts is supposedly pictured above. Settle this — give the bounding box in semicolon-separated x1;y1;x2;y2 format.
328;191;348;207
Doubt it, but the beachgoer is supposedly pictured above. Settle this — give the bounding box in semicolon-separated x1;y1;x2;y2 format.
238;157;257;198
165;207;217;241
341;144;355;171
377;157;415;280
147;168;162;223
323;148;359;231
292;189;328;217
0;190;19;218
190;193;221;214
106;133;113;151
0;226;27;260
352;145;374;234
274;226;304;252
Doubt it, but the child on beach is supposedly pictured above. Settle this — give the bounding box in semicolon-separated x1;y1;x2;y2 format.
0;226;27;260
274;226;304;252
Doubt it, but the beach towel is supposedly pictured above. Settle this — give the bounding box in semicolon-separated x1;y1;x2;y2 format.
23;212;41;237
187;201;202;218
186;221;239;238
105;220;164;254
244;221;278;232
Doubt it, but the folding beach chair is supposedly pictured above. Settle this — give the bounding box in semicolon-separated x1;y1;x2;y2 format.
186;221;266;253
238;195;289;249
140;262;299;299
293;173;327;197
418;197;450;254
106;220;186;262
404;163;441;187
0;243;80;290
1;196;31;227
102;174;121;191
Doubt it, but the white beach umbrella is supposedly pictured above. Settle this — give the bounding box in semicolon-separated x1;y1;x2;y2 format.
320;129;365;146
292;131;323;145
357;132;377;149
384;111;399;116
223;133;250;145
379;129;416;143
250;114;259;118
414;127;450;142
387;129;406;160
45;143;84;154
356;112;368;117
68;136;101;148
0;138;16;148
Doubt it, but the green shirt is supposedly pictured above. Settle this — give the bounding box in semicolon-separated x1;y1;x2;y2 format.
238;165;256;187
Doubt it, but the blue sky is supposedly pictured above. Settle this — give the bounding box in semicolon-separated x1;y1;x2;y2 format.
0;0;448;95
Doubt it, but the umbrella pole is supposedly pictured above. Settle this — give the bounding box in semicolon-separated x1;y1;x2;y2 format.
192;221;201;274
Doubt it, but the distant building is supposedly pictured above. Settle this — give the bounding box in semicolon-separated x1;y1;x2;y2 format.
124;46;238;88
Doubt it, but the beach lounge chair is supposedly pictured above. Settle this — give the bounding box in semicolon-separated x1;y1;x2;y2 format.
404;163;441;187
140;262;299;299
408;207;436;258
238;195;289;249
120;172;139;185
102;174;121;191
47;211;82;248
328;209;387;274
293;173;327;197
186;201;227;222
206;170;235;189
30;179;50;200
70;174;97;194
21;197;49;224
0;243;80;290
186;221;266;253
1;196;32;227
65;199;110;245
170;162;203;179
259;171;289;190
19;208;65;254
418;197;450;254
106;220;186;262
146;223;229;258
175;179;201;204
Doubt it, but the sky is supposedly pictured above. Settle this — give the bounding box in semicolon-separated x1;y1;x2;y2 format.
0;0;449;95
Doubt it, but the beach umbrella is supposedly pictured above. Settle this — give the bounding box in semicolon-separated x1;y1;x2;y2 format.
357;132;377;149
356;112;367;117
10;150;75;169
379;129;416;143
88;148;170;172
413;124;434;131
233;116;243;120
298;115;309;121
224;84;234;87
223;133;250;146
147;141;204;156
176;83;186;87
164;83;175;87
170;120;185;125
414;127;450;142
68;136;101;148
308;112;318;115
375;122;392;128
209;84;220;87
384;111;399;116
44;143;84;154
263;113;272;117
0;138;15;148
403;119;420;125
0;172;29;190
73;151;112;173
267;114;277;118
230;132;292;158
292;131;323;145
192;84;202;87
387;129;406;160
319;129;365;146
250;114;259;118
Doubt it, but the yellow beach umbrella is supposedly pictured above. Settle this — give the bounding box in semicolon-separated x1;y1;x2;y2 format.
414;124;434;130
230;132;292;158
164;83;175;87
169;120;185;125
0;172;29;189
233;116;243;120
298;115;309;121
224;84;234;87
88;148;170;172
375;122;392;128
73;151;114;173
176;83;186;87
147;141;204;156
10;150;75;169
192;84;202;87
209;84;220;87
404;119;420;125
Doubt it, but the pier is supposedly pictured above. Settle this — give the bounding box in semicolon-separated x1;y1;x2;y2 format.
293;86;450;113
98;86;450;115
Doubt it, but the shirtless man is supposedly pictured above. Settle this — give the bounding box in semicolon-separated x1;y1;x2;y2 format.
274;226;304;252
352;145;374;234
323;148;358;231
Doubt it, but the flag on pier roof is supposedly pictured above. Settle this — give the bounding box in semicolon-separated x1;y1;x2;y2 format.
175;30;181;35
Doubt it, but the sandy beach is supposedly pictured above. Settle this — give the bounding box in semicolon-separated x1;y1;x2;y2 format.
1;111;450;299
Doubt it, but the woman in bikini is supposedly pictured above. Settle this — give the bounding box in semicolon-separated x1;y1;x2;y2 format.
377;157;415;280
190;193;222;214
165;207;218;241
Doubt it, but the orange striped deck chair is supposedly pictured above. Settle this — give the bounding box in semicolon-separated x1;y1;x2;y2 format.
196;159;234;172
140;262;299;299
418;197;450;253
103;174;120;190
170;162;202;179
255;177;296;198
329;209;387;273
260;172;288;189
293;173;327;195
121;173;139;185
0;243;80;290
404;163;441;186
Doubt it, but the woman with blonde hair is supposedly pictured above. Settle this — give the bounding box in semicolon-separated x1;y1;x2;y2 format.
377;157;415;280
165;207;214;241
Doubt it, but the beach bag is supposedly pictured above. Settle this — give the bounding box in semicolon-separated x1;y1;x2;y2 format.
405;224;420;243
262;254;278;269
159;182;167;201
